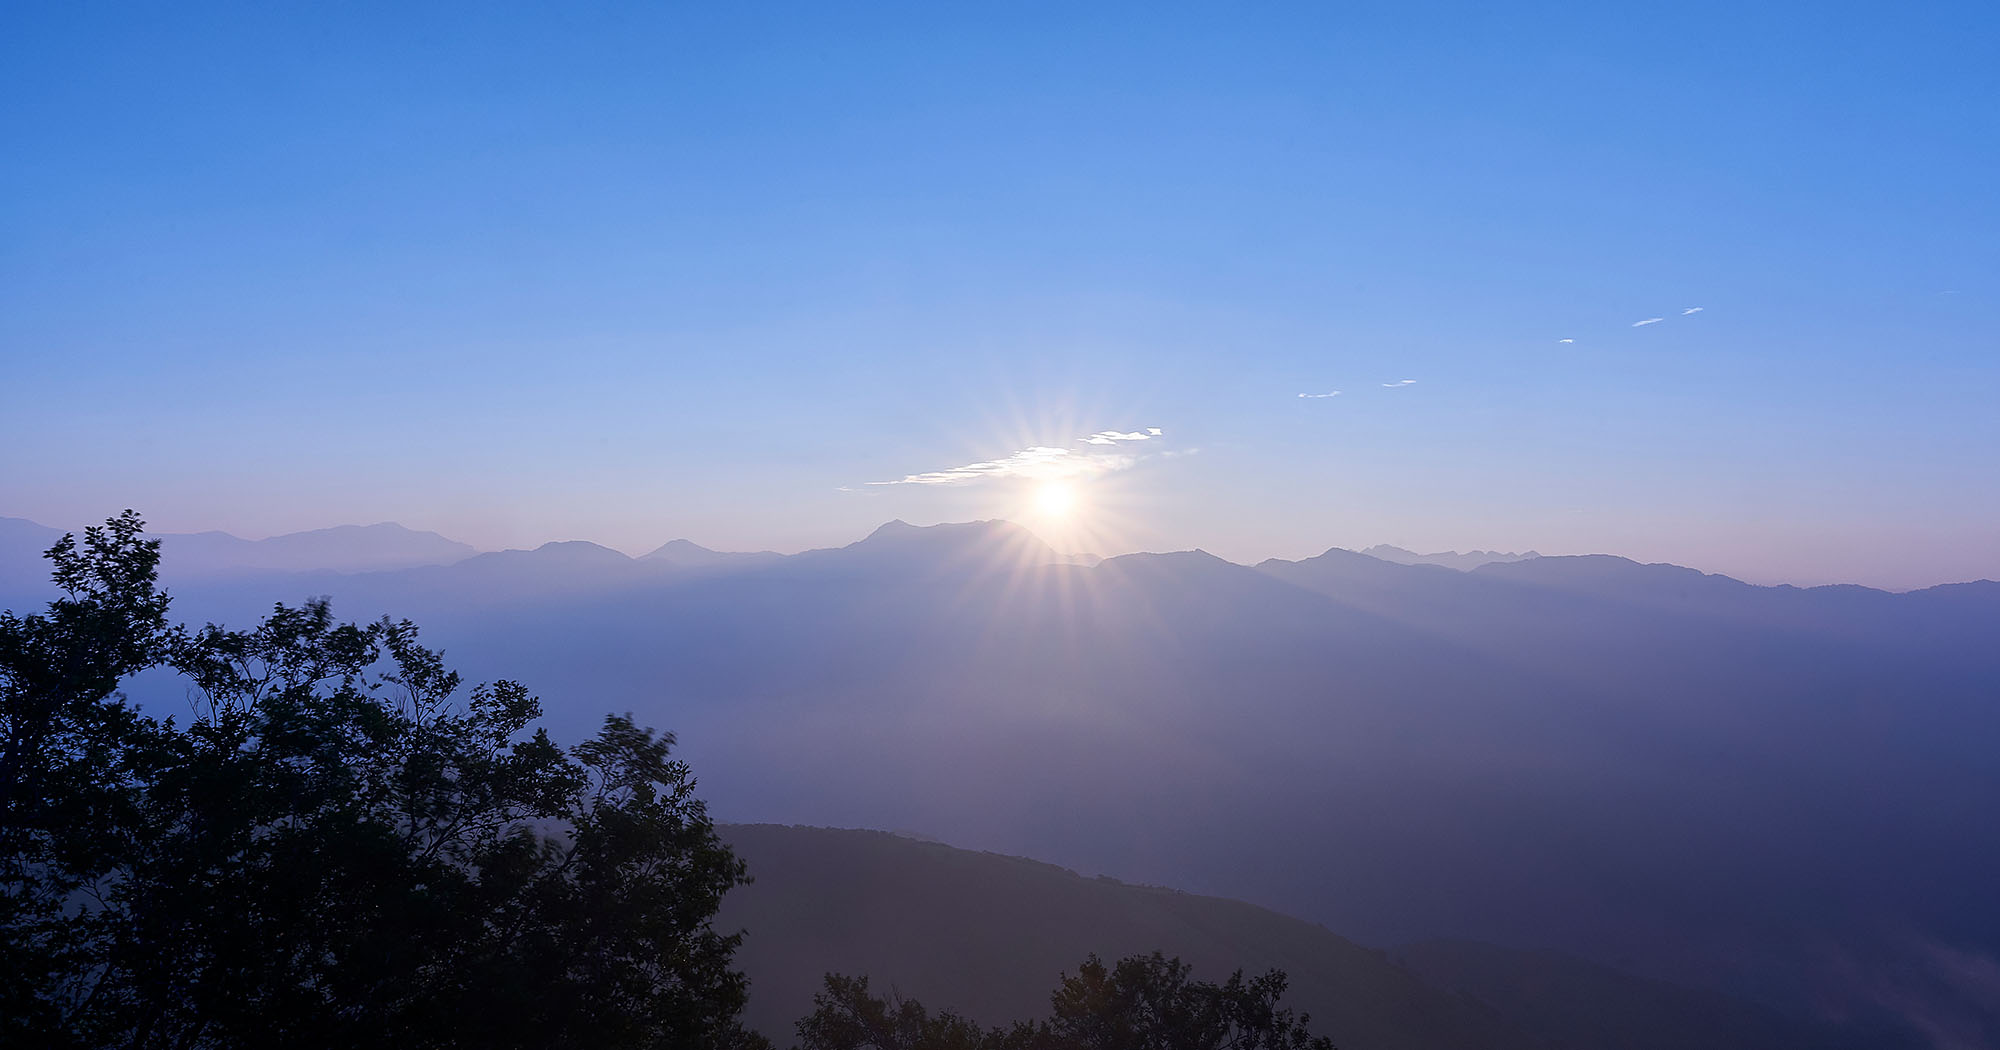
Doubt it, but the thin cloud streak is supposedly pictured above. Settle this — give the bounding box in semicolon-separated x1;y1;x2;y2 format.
872;446;1091;486
1297;391;1342;399
1382;379;1417;387
871;428;1164;486
1632;317;1665;327
1682;306;1705;315
1081;428;1163;445
1558;338;1574;344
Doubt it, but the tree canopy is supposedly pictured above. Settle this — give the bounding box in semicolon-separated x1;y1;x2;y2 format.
1;512;766;1049
797;951;1336;1050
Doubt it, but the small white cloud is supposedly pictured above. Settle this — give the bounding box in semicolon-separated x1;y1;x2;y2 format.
1298;391;1342;399
1381;379;1417;388
872;427;1168;486
1558;338;1574;344
872;446;1084;486
1632;317;1665;327
1681;306;1705;315
1081;429;1162;445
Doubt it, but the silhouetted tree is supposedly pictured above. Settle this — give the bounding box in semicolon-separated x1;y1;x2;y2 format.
796;952;1335;1050
1028;952;1334;1050
796;974;996;1050
1;511;173;1039
1;513;767;1049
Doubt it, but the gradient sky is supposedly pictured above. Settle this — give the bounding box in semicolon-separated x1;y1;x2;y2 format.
3;2;1996;589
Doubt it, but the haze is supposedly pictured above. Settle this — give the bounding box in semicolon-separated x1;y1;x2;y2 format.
6;5;2000;1050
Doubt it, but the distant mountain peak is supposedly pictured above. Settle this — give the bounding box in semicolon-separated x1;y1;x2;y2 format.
645;538;717;557
335;521;436;536
1361;544;1540;572
858;518;1034;544
528;539;630;559
1102;548;1232;568
135;520;482;578
840;519;1061;567
641;538;783;570
855;518;1036;545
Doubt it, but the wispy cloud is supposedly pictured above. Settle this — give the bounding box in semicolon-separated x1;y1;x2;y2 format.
872;447;1094;486
1081;428;1163;445
1557;338;1574;344
872;429;1164;486
1632;317;1665;327
1297;391;1342;399
1382;379;1417;388
1681;306;1705;315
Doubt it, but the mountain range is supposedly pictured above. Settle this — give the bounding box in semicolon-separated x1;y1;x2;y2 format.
3;513;1996;1046
0;517;1557;588
0;516;480;586
1358;544;1540;571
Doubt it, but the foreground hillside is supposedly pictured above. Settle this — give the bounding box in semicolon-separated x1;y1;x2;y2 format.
719;825;1840;1050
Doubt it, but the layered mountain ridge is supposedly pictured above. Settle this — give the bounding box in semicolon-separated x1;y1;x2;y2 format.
3;513;1996;1045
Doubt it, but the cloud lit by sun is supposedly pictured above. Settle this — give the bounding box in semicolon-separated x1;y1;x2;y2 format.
857;410;1170;560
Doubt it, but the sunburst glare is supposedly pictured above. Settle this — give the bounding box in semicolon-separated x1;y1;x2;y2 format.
1034;482;1078;520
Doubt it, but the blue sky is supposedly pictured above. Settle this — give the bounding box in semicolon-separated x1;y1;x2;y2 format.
3;2;1995;587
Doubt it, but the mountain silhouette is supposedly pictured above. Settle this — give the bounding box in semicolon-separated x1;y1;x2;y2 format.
1360;544;1540;571
155;522;478;577
0;516;477;585
641;538;784;570
825;518;1064;569
0;516;67;594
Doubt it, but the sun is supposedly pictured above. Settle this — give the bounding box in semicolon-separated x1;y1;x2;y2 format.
1033;482;1077;519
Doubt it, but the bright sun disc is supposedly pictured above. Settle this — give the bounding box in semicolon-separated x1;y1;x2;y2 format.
1035;482;1077;518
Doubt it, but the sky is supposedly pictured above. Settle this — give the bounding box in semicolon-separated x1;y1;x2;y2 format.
3;2;1996;589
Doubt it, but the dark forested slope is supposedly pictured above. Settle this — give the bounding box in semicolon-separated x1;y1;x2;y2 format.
719;824;1839;1050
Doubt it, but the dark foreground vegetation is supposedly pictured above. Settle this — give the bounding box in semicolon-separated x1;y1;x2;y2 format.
0;512;759;1048
2;513;1331;1050
796;954;1331;1050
